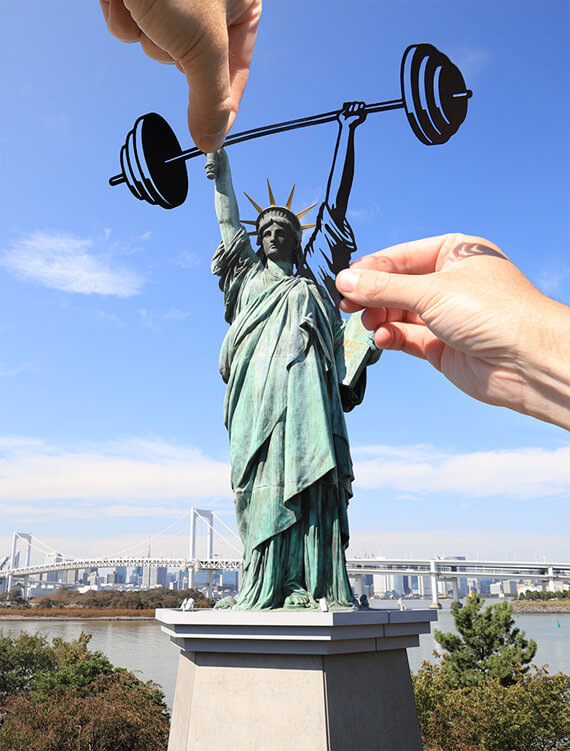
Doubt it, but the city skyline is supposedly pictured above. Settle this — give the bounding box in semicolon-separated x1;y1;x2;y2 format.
1;2;569;564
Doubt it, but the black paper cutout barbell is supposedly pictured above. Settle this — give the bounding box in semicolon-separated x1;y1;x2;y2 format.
109;43;472;210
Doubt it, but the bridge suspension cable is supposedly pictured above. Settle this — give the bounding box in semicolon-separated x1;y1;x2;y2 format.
210;510;242;544
195;510;242;556
108;510;191;559
19;533;74;561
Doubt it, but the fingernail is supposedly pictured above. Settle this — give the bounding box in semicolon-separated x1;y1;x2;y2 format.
199;128;227;153
336;269;359;293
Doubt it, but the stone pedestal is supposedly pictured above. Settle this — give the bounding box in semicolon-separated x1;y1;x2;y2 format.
156;608;436;751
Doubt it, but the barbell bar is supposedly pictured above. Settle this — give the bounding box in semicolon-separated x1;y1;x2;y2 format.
109;43;471;209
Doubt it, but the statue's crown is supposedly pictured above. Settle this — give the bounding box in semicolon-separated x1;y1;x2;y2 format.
242;181;317;244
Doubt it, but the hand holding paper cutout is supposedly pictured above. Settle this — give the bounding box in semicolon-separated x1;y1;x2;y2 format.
336;234;570;429
100;0;262;152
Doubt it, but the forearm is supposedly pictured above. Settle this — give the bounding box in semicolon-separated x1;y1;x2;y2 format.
213;150;241;248
515;295;570;429
326;125;355;218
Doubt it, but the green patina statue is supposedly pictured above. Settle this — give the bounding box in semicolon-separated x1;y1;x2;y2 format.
211;104;378;610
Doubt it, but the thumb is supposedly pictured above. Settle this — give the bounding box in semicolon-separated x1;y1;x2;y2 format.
336;267;435;315
178;15;232;153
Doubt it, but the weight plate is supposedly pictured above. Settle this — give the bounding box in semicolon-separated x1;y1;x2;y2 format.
121;135;144;202
127;129;156;205
437;58;469;140
401;43;470;145
133;113;188;209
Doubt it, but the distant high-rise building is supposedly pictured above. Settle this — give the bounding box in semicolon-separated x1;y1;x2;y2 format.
63;568;78;586
87;570;100;587
43;552;62;583
115;566;128;582
142;566;167;588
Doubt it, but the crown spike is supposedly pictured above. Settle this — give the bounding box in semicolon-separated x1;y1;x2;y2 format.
241;219;257;225
266;180;276;206
300;224;316;231
285;184;296;209
244;192;263;214
296;202;318;219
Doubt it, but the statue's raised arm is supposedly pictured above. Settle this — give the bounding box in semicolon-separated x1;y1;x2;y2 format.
301;102;367;314
210;149;242;250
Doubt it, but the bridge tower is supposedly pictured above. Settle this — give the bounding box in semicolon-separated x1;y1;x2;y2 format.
188;509;214;591
6;532;32;595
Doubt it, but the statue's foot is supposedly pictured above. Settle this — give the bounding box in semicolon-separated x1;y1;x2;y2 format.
214;595;236;610
327;598;361;611
283;589;315;609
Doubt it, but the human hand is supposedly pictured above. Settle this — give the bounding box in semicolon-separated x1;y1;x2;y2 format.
336;234;570;429
339;101;367;128
100;0;262;153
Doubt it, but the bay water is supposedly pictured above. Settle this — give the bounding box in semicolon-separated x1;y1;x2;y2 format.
1;599;568;710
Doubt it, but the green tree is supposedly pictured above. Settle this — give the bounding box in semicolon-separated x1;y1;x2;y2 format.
0;631;169;750
434;591;537;686
413;662;570;751
0;587;28;607
0;672;170;751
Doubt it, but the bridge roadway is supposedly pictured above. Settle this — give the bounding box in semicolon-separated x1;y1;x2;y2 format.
2;556;569;606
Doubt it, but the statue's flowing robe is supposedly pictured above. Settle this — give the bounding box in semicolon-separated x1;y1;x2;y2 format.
301;203;358;313
212;227;360;609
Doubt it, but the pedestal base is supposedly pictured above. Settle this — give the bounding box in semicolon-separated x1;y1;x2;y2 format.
156;608;436;751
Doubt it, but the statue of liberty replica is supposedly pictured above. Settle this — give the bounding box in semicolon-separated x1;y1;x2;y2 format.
210;103;378;611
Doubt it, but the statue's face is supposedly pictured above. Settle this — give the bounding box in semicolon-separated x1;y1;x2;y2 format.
261;222;297;264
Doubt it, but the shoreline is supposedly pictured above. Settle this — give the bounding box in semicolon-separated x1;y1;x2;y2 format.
512;601;570;614
2;601;569;619
0;608;158;621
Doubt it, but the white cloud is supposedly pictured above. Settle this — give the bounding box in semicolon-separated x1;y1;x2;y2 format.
347;199;382;222
2;438;568;511
1;437;569;563
352;444;570;499
95;311;125;328
446;44;491;79
139;307;190;332
172;250;201;268
0;360;33;377
1;231;144;297
0;437;231;503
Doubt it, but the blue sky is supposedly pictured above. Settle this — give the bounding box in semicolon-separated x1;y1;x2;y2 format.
0;1;568;564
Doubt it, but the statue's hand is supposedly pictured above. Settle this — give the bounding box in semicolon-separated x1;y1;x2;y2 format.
339;101;367;128
205;152;218;180
210;148;232;189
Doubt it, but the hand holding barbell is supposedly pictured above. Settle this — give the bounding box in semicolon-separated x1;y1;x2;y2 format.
109;43;471;210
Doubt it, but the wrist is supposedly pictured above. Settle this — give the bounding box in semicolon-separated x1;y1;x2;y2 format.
516;295;570;430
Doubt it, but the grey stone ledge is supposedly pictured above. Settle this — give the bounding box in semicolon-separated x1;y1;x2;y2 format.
156;608;437;656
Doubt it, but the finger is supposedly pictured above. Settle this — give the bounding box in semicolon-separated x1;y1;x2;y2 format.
351;233;504;275
226;4;261;132
360;306;410;330
122;0;233;152
100;0;141;42
179;15;232;153
139;33;176;64
350;234;467;276
336;267;436;315
339;297;364;314
360;307;388;330
373;322;444;366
